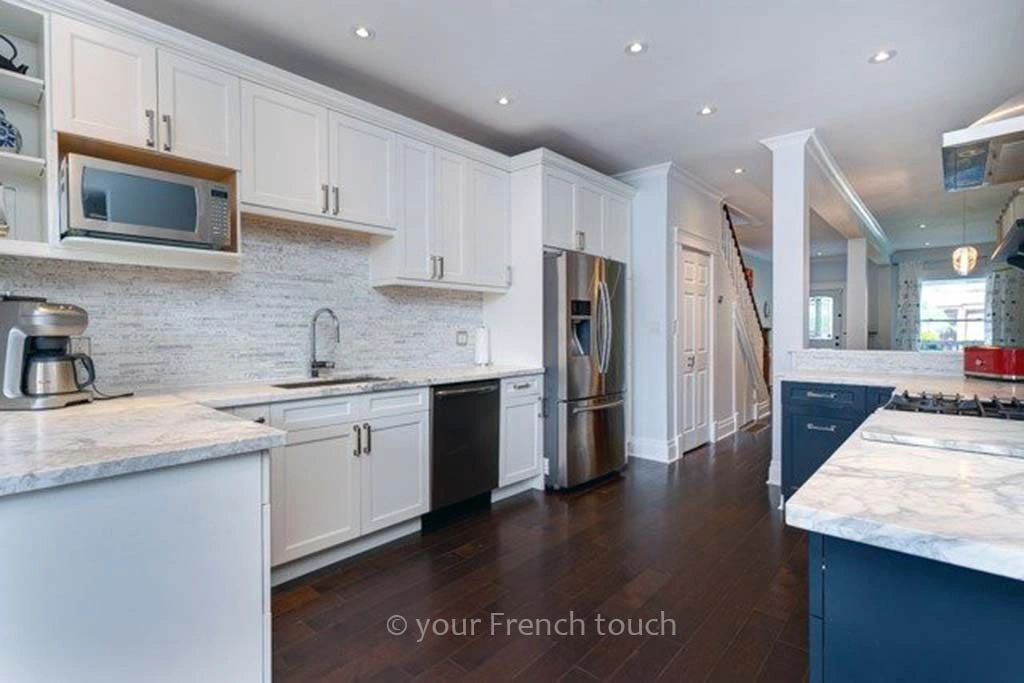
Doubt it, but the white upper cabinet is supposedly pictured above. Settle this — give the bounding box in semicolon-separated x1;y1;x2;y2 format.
391;135;434;280
575;182;604;255
240;80;329;218
543;168;576;251
603;193;631;263
157;51;240;168
469;160;511;288
328;111;397;230
52;16;158;149
433;148;470;283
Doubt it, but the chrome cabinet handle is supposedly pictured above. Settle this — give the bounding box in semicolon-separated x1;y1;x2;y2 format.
430;256;438;279
332;186;340;216
438;256;445;280
806;391;838;400
806;423;837;433
321;184;330;214
162;114;172;151
572;399;624;415
353;424;362;456
145;109;155;147
513;382;532;390
363;422;371;454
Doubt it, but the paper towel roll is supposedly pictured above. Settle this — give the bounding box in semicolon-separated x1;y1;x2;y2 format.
474;326;490;366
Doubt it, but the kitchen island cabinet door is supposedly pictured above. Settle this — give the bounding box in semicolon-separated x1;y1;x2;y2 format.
359;411;430;534
270;422;361;565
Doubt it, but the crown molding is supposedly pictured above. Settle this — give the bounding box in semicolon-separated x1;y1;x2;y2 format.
512;148;636;197
616;162;724;202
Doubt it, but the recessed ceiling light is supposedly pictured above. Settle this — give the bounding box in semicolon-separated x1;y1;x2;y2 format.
625;41;647;55
697;105;717;117
924;241;931;246
733;167;745;175
868;49;897;64
816;251;823;257
919;223;926;229
353;25;375;39
496;95;512;106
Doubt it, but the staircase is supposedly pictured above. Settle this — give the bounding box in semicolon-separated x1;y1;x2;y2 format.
721;205;771;404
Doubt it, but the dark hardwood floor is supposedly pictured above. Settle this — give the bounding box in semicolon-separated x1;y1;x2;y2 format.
271;423;809;682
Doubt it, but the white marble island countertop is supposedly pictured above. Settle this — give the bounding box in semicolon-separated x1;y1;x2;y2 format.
785;410;1024;581
0;394;285;498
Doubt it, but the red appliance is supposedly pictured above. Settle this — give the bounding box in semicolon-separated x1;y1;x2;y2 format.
964;346;1024;381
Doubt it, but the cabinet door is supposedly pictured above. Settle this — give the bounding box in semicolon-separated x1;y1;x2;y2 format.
328;111;398;229
434;149;471;283
543;167;576;250
51;16;158;149
157;51;240;168
574;182;604;255
240;81;329;217
786;411;859;495
500;394;544;487
394;135;435;280
360;412;429;534
603;193;631;263
469;161;510;288
270;424;360;565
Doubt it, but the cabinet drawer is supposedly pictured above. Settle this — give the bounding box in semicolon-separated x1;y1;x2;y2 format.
365;388;428;417
272;396;358;432
502;375;543;398
784;382;864;412
786;412;859;494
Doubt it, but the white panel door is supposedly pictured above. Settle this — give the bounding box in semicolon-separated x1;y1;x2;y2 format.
395;135;435;280
542;168;575;250
434;149;471;283
157;51;240;168
270;423;360;565
500;393;543;487
574;182;604;255
240;81;329;217
51;16;157;149
328;111;398;229
603;194;631;263
469;161;510;288
677;247;711;452
359;412;429;534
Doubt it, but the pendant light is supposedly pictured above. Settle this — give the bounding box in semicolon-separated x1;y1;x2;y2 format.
952;195;978;276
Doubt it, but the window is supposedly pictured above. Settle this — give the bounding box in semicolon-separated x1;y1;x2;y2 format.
919;278;986;351
808;295;835;341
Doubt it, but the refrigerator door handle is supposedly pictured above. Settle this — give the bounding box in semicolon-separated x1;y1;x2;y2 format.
571;398;625;415
600;280;612;374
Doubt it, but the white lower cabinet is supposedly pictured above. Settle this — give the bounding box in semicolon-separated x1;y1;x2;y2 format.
499;375;544;487
267;390;429;567
359;411;430;534
270;422;361;565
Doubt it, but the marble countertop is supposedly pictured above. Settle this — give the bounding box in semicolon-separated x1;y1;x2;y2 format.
786;410;1024;581
176;365;544;408
861;410;1024;459
776;369;1024;399
1;365;543;499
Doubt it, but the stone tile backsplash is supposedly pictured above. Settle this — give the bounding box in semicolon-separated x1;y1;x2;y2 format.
0;215;482;390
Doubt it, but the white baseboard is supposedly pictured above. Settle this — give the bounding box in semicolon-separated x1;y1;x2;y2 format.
491;475;543;503
714;413;739;441
767;455;781;489
756;399;772;419
629;437;678;463
271;519;421;587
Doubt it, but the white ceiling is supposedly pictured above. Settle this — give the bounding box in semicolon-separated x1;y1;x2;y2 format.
109;0;1024;257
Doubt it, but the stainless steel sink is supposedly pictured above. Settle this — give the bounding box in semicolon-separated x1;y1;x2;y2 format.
272;375;391;389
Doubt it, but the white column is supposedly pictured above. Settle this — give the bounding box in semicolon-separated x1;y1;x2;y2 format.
845;237;868;350
761;130;812;490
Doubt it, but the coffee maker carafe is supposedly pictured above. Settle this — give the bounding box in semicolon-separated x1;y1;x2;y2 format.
1;295;96;410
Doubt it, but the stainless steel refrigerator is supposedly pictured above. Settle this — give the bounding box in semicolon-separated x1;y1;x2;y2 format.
543;250;627;489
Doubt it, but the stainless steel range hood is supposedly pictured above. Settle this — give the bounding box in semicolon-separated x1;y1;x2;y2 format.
942;93;1024;191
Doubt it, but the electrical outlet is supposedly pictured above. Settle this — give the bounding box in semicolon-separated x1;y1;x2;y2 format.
456;330;469;346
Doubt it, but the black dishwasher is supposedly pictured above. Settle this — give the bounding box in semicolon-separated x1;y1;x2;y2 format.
431;380;500;511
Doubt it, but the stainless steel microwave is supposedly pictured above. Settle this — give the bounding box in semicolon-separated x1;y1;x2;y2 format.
59;154;231;250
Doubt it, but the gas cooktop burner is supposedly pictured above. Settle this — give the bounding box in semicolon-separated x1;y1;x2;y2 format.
885;391;1024;420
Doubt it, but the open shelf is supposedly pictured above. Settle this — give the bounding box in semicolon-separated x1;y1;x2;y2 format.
0;69;43;105
0;149;44;177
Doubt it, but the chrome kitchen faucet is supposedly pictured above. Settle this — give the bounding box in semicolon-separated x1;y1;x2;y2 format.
309;307;340;378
